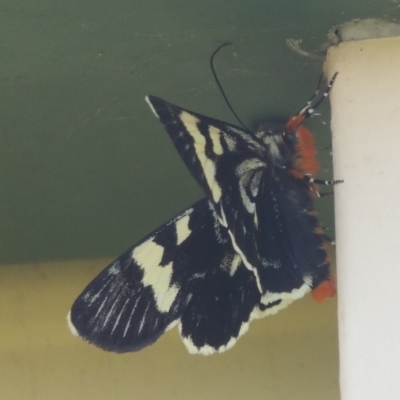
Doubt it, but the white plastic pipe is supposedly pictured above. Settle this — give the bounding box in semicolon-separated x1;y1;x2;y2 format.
325;36;400;400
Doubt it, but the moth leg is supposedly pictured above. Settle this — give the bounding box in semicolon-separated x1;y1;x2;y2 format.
302;175;343;198
286;72;339;132
310;178;344;185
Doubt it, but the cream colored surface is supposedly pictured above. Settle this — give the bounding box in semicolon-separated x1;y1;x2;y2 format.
0;259;338;399
326;37;400;400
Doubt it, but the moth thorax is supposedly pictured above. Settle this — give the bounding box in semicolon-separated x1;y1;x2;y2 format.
262;134;287;166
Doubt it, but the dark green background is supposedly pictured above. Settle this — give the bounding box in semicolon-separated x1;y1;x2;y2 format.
0;0;392;263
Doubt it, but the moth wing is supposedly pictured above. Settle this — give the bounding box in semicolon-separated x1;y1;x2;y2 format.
146;96;333;309
251;169;333;309
68;198;260;355
146;96;267;285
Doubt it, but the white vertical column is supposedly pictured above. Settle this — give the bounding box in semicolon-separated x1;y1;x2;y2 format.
325;37;400;400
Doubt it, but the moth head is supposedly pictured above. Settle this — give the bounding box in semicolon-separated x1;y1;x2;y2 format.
255;119;299;167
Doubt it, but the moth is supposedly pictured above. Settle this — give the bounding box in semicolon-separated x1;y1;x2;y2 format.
68;67;340;355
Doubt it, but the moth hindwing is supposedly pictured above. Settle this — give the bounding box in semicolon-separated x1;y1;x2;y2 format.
68;81;337;355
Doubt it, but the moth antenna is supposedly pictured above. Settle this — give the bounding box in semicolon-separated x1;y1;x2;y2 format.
298;72;338;120
284;72;338;133
311;178;344;185
297;73;323;116
210;43;251;132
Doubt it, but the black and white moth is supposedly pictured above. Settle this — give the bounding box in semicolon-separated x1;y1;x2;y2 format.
68;73;340;355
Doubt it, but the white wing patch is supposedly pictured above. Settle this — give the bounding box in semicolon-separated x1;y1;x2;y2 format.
145;96;159;118
132;239;179;313
226;229;263;294
229;253;242;276
223;135;237;151
236;159;265;214
252;281;312;320
260;278;312;307
220;253;242;276
67;311;80;337
180;111;222;203
175;214;191;245
179;318;250;355
208;126;224;155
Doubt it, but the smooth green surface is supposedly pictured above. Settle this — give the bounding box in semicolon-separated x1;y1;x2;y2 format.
0;0;391;263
